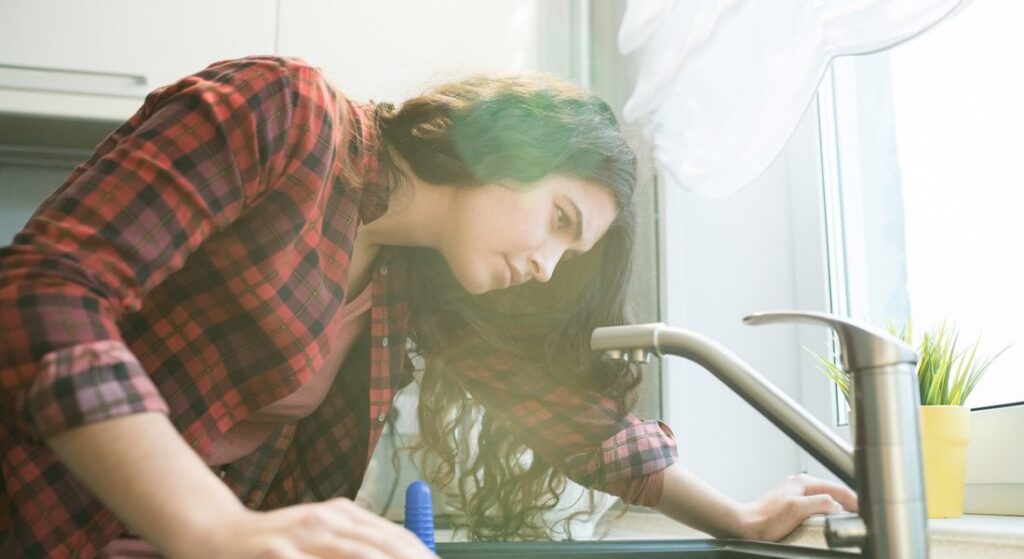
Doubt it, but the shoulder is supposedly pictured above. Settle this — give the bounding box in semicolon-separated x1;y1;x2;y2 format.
180;55;356;152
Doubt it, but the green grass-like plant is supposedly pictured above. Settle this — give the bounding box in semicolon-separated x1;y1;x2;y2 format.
811;320;1008;406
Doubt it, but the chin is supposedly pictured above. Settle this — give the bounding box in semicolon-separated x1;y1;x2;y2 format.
463;280;496;295
449;269;492;295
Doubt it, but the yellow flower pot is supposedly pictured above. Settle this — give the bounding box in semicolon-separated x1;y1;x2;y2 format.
919;405;971;518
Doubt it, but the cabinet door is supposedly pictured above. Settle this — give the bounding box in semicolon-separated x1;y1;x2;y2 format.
0;0;276;119
276;0;544;104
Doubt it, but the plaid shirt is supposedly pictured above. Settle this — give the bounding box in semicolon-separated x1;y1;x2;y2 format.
0;56;676;558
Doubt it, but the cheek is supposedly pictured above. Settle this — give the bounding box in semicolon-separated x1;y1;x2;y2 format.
505;200;549;242
449;188;550;261
467;206;540;252
445;234;504;294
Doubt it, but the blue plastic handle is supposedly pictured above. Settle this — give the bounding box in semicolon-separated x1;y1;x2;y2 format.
404;480;436;552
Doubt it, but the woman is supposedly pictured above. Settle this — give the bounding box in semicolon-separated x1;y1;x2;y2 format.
0;56;856;558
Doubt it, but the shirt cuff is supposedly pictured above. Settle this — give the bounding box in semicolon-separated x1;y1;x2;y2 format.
20;340;169;440
561;419;678;493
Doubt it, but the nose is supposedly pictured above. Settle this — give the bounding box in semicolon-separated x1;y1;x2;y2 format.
527;245;563;283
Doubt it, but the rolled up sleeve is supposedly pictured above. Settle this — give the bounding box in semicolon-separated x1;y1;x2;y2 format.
0;56;322;441
25;341;167;439
562;418;677;490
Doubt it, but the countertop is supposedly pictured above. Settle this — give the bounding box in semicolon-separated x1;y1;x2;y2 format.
588;509;1024;558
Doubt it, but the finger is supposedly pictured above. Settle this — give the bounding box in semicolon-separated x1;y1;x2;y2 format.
249;539;322;559
328;499;425;544
798;493;843;517
321;501;433;558
327;497;399;525
796;476;860;512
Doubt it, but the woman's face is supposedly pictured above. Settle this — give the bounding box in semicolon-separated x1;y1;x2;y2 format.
438;174;619;294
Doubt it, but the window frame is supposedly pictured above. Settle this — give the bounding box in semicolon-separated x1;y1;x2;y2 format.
815;66;853;427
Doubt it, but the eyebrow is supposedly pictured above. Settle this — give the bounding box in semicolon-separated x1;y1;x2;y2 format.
569;199;584;243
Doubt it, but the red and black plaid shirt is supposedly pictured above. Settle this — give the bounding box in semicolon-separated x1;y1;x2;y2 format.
0;56;676;558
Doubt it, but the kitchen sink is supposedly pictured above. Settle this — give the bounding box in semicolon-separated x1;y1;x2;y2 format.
436;538;860;558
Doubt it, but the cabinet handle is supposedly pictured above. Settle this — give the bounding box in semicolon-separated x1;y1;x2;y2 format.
0;63;149;97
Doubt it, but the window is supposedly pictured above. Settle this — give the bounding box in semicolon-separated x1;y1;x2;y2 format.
820;0;1024;410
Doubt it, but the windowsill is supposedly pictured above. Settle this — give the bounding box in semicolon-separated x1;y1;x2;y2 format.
587;509;1024;558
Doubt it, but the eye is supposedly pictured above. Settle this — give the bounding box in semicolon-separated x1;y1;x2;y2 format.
556;206;572;231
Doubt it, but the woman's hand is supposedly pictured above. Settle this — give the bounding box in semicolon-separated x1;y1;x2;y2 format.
739;473;859;542
194;497;436;559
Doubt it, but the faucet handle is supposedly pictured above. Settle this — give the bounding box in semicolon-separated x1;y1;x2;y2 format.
743;310;917;371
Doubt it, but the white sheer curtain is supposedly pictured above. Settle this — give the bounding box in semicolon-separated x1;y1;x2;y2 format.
619;0;974;198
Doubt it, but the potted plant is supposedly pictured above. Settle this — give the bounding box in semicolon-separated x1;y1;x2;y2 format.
814;321;1006;519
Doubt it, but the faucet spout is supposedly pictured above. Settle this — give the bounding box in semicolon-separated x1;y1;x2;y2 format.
592;323;855;485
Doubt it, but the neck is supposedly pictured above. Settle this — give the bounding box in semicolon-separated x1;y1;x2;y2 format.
356;150;452;251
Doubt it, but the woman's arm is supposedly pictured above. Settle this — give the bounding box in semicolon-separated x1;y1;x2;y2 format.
45;412;436;559
653;462;748;538
655;462;859;541
446;358;856;541
44;412;244;558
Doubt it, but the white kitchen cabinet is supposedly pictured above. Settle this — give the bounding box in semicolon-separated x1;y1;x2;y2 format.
0;0;276;120
0;0;575;121
275;0;554;105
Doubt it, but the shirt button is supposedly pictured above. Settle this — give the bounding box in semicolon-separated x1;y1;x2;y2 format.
381;336;389;348
377;413;387;423
379;266;388;276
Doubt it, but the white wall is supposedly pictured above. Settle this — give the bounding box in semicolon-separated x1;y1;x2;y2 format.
276;0;552;104
0;165;70;243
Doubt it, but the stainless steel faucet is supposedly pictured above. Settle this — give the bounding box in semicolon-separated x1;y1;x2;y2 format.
591;311;929;558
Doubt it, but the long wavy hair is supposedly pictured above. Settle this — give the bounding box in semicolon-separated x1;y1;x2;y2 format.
375;73;641;541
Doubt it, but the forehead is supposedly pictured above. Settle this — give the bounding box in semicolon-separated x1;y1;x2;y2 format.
531;174;615;205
